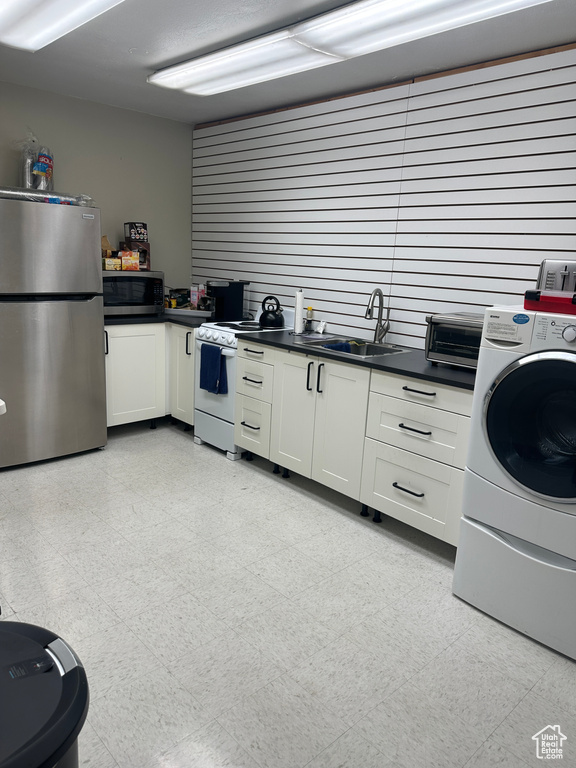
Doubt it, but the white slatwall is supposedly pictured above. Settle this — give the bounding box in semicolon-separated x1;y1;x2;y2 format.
192;48;576;348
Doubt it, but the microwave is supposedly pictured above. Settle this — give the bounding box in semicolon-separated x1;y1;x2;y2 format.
103;271;164;316
425;312;484;369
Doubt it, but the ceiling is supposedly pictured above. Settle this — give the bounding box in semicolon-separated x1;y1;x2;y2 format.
1;0;575;127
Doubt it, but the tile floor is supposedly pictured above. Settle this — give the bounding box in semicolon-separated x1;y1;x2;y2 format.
1;420;575;768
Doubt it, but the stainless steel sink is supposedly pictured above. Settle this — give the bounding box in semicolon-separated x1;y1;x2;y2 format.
295;336;409;358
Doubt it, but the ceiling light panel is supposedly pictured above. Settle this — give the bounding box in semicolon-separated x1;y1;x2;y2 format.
0;0;125;52
294;0;556;58
148;31;342;95
147;0;557;96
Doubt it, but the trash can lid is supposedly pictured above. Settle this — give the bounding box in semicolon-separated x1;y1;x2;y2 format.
0;622;89;768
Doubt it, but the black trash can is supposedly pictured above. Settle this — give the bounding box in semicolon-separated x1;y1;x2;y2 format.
0;621;89;768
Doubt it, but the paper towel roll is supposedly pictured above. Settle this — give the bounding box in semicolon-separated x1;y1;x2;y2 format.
294;289;304;334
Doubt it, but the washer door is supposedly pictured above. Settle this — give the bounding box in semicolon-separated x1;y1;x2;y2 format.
485;351;576;502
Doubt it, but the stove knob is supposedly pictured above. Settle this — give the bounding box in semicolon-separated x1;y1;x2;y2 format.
562;325;576;343
197;328;205;338
227;335;234;345
219;334;227;344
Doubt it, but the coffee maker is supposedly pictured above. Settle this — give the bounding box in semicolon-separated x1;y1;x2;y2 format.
206;280;250;321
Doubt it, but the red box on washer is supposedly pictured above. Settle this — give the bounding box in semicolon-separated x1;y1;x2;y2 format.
524;290;576;315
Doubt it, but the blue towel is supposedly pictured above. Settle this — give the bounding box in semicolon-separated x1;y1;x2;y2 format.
324;342;351;353
200;344;228;394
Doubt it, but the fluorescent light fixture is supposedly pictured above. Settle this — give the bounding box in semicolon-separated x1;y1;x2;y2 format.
0;0;125;52
148;30;342;95
294;0;556;58
149;0;556;95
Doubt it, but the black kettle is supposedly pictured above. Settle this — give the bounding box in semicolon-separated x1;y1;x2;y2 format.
259;296;284;329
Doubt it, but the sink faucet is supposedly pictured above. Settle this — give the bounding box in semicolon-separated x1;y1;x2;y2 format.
364;288;390;343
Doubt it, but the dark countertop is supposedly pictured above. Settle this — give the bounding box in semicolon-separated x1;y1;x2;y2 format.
104;313;203;329
237;330;476;391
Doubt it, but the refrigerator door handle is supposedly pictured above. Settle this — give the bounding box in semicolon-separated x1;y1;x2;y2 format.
104;330;109;355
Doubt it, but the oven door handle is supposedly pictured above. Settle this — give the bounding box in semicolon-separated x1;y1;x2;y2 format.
195;341;236;357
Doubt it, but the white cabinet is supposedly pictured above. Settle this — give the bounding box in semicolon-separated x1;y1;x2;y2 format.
237;340;276;365
169;324;195;426
360;370;473;545
365;392;470;468
236;354;275;403
362;439;465;544
270;349;370;499
235;396;272;458
104;323;166;427
234;342;275;459
269;350;316;474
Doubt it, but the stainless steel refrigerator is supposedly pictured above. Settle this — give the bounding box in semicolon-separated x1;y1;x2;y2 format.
0;199;107;469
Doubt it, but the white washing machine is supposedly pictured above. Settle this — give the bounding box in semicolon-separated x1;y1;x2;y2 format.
453;305;576;660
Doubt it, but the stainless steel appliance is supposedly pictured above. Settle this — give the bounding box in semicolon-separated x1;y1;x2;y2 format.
103;271;164;317
0;199;107;468
536;259;576;292
425;312;484;369
194;318;291;460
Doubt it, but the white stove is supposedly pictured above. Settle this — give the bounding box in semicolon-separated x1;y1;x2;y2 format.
196;320;281;348
194;318;289;460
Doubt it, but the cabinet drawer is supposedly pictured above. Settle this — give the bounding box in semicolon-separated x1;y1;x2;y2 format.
237;341;276;364
234;395;272;459
366;392;470;469
236;357;274;403
360;438;464;545
370;370;473;417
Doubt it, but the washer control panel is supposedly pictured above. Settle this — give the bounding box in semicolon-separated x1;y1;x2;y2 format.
532;312;576;351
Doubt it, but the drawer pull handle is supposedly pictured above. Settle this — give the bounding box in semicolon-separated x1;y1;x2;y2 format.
393;482;425;498
241;421;260;431
306;361;314;391
244;347;264;354
243;376;263;385
316;363;324;394
402;385;436;397
399;423;432;436
185;331;192;356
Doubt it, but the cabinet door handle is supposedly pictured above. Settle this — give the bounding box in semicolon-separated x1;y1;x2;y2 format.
244;347;264;355
398;423;432;436
241;421;260;431
393;482;425;498
185;331;192;356
306;361;314;391
104;330;109;355
402;385;436;397
316;363;324;393
242;376;263;385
